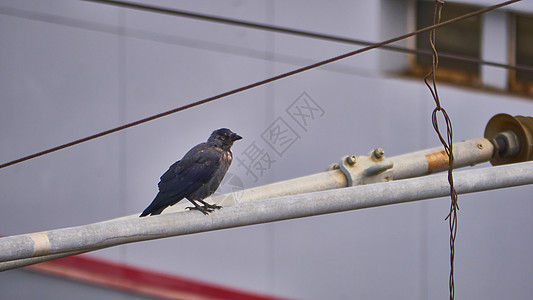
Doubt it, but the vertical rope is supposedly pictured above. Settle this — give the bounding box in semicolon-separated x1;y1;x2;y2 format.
423;1;459;299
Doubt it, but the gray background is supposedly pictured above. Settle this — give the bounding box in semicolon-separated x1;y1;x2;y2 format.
1;0;533;299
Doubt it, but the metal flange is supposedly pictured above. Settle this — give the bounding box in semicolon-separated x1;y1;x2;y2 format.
336;149;394;187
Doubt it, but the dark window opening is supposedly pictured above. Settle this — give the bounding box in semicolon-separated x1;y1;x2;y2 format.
412;1;482;85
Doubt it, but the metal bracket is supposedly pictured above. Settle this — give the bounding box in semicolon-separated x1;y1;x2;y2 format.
333;148;394;187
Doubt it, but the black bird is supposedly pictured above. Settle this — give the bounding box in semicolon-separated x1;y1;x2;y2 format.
140;128;242;217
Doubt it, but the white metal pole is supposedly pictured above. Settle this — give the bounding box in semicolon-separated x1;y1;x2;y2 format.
1;138;495;271
1;160;532;271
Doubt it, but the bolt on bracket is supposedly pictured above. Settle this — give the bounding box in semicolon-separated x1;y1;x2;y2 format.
336;149;394;187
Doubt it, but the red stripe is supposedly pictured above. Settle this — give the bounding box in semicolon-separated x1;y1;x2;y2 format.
24;254;287;300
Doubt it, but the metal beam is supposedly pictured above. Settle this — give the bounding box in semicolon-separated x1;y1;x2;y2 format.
1;160;532;271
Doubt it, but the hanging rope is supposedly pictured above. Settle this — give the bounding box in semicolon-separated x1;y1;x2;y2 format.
423;1;459;299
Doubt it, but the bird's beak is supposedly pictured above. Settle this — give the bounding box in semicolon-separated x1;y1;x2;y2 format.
231;133;243;141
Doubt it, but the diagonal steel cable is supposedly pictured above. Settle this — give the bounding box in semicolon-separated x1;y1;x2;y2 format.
2;3;532;73
0;0;521;169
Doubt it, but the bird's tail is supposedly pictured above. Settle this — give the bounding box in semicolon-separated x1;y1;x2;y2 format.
139;207;155;217
140;195;162;217
139;193;178;217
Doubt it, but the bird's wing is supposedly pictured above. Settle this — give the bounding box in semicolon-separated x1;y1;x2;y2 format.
157;145;222;196
159;160;180;183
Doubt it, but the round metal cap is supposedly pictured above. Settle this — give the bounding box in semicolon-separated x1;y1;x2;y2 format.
484;113;533;165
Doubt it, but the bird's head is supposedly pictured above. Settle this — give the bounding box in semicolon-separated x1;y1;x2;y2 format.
208;128;242;149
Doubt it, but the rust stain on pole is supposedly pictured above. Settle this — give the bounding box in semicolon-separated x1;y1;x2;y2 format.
426;150;450;171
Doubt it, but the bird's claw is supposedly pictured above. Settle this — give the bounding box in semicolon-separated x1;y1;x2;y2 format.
185;206;210;215
186;205;218;215
204;203;222;210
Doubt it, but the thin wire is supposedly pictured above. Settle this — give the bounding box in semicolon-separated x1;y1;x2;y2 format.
423;1;459;299
0;0;521;169
80;0;533;74
2;6;532;73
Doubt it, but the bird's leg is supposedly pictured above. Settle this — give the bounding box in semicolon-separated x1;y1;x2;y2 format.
185;200;211;215
197;199;222;210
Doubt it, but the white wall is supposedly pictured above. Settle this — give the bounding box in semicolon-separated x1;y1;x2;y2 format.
1;1;532;299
